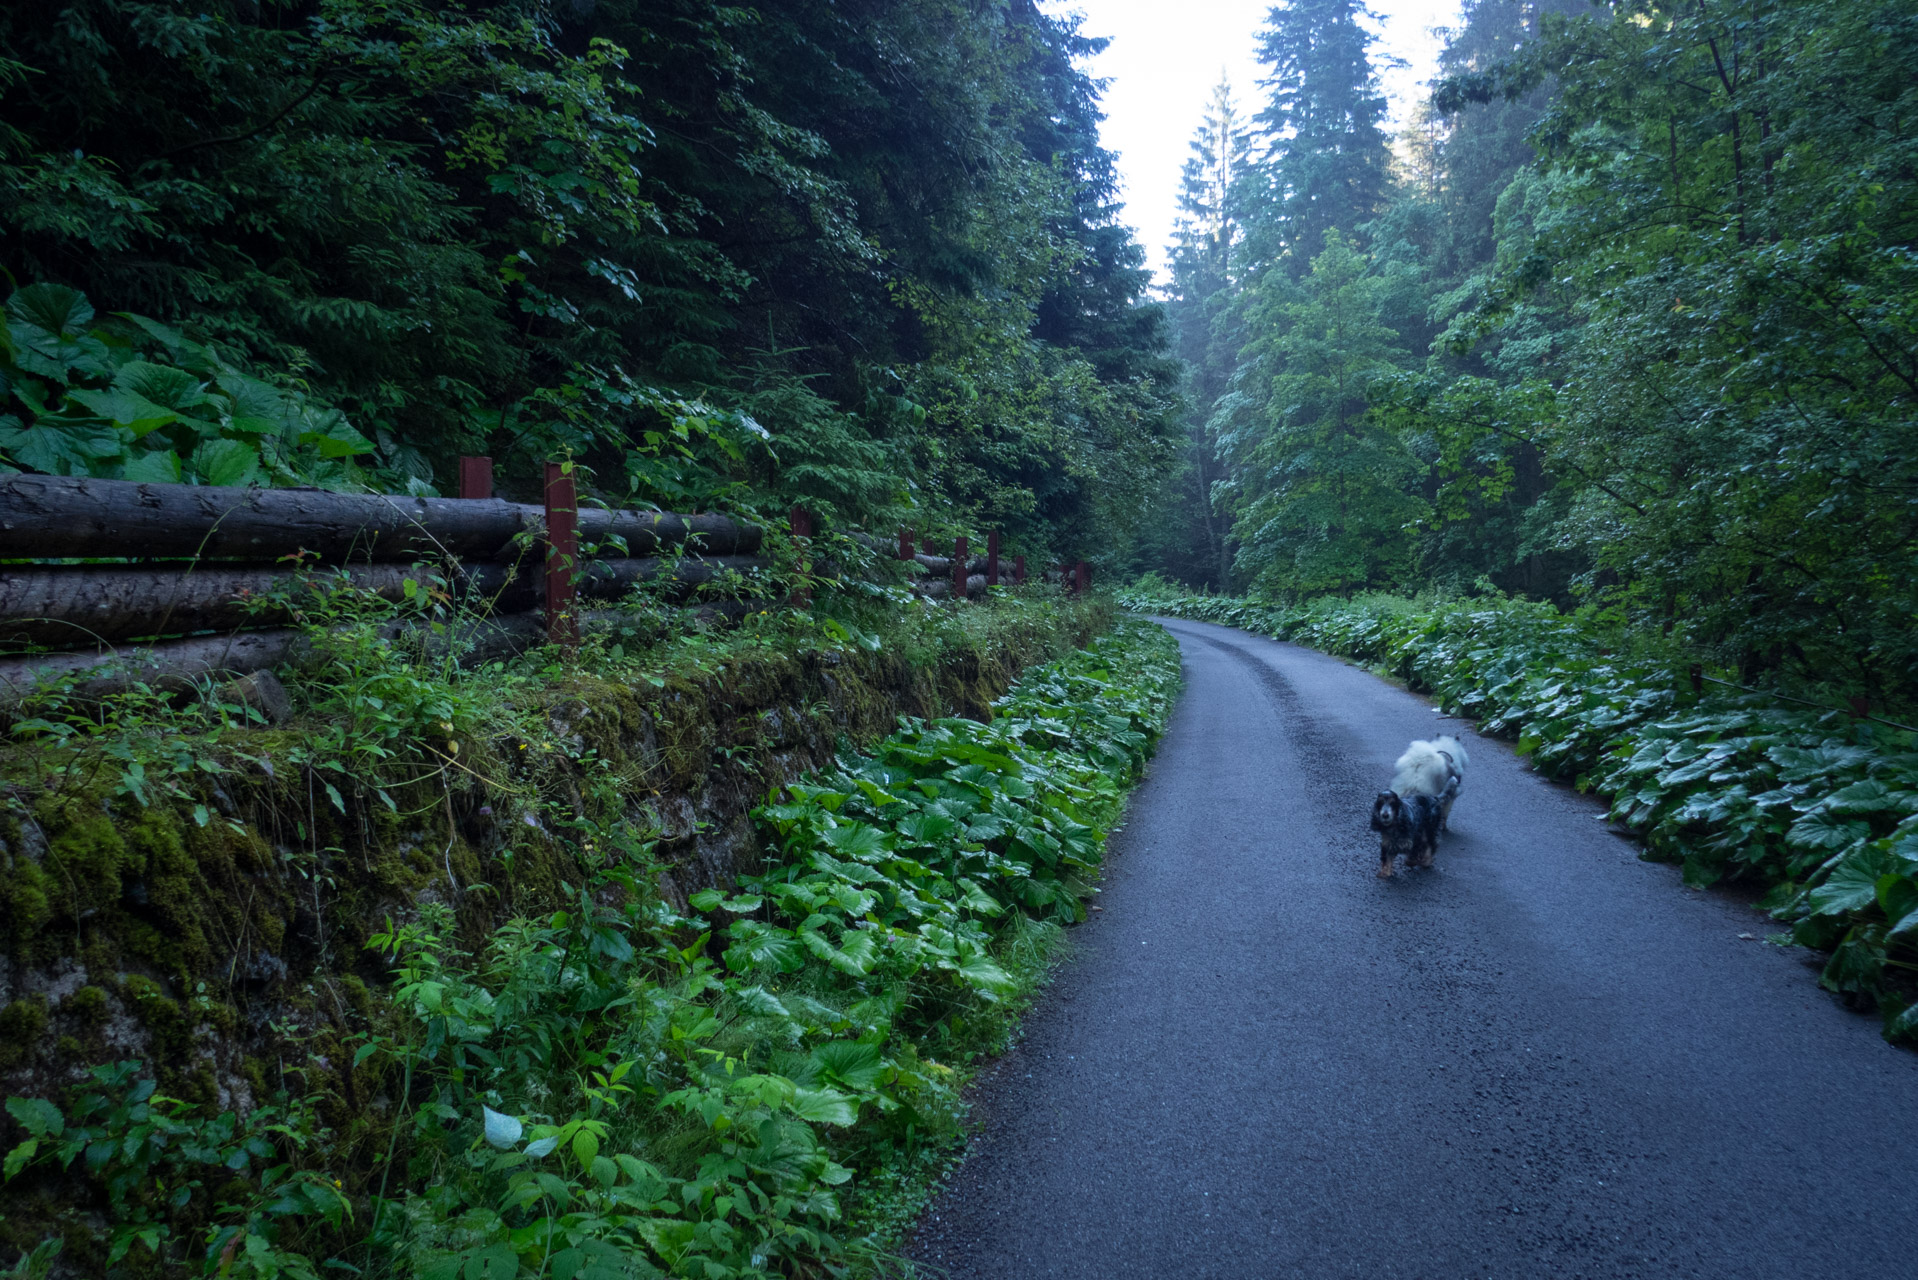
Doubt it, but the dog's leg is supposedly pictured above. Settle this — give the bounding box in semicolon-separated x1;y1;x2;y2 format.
1377;848;1396;878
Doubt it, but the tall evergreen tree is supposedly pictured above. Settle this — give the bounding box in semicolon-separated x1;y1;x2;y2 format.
1249;0;1396;273
1153;77;1255;588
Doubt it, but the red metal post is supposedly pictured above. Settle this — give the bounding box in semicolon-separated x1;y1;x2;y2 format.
1076;560;1090;594
790;506;813;607
952;535;968;600
1013;555;1026;586
544;462;579;652
987;528;1000;586
899;527;914;560
458;455;493;500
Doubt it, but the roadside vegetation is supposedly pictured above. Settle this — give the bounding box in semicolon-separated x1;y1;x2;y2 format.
2;604;1180;1278
1125;586;1918;1047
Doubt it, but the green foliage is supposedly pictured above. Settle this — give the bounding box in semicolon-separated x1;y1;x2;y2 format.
0;0;1178;550
1125;585;1918;1043
1;618;1181;1277
3;1062;346;1277
0;285;374;487
1135;0;1918;729
1214;234;1423;594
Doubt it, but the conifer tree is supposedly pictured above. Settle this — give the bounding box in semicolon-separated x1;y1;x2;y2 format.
1155;77;1256;587
1249;0;1396;273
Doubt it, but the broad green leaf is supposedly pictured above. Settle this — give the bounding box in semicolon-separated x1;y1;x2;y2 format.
1786;809;1869;853
1807;847;1903;916
188;437;262;487
823;821;890;861
956;953;1018;997
6;284;92;337
299;415;376;459
571;1127;599;1169
3;1138;38;1181
66;388;181;435
812;1040;885;1090
114;360;209;412
0;418;127;474
121;449;182;483
788;1086;857;1126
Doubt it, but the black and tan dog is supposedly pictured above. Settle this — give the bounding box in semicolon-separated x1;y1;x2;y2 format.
1370;790;1442;878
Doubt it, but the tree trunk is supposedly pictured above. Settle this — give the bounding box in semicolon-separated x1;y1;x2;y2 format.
0;556;770;648
0;474;762;563
0;604;771;717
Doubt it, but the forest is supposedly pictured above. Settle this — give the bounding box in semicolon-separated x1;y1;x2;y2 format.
5;0;1913;712
1138;0;1918;719
2;1;1917;1275
0;0;1178;560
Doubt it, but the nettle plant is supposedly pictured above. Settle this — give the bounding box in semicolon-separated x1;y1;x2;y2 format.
0;284;377;488
1125;587;1918;1041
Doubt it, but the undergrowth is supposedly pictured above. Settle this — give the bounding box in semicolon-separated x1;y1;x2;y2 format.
1124;587;1918;1045
1;613;1181;1278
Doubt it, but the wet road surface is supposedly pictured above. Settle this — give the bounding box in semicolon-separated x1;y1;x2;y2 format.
907;618;1918;1279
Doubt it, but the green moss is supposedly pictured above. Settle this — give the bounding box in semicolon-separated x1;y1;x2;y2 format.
0;996;47;1068
42;808;131;908
4;860;52;951
65;984;108;1026
120;974;188;1066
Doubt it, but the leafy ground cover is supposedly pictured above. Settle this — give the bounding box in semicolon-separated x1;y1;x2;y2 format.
1123;587;1918;1045
2;611;1181;1278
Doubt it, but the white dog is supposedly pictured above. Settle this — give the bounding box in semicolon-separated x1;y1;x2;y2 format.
1392;735;1470;831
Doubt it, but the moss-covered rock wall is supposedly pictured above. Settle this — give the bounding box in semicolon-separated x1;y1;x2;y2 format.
0;600;1102;1173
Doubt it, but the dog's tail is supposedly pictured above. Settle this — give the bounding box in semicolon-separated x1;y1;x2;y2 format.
1392;741;1451;798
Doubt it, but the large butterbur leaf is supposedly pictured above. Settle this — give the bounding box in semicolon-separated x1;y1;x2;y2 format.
189;437;263;487
6;284;92;338
1804;845;1900;917
298;410;375;459
788;1086;857;1126
122;449;182;483
0;417;128;474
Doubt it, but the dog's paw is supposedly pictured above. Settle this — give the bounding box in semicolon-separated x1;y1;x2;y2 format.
1377;865;1395;879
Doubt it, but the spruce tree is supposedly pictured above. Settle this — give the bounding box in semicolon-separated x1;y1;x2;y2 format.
1250;0;1395;273
1156;77;1255;588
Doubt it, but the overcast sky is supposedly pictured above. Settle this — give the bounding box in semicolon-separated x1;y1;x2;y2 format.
1043;0;1463;283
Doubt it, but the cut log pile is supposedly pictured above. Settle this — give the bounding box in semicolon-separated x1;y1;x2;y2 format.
0;474;773;698
0;472;1082;704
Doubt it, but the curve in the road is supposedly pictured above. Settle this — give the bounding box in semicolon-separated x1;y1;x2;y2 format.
907;618;1918;1280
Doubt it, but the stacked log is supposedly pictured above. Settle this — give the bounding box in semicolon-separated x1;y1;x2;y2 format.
0;474;761;562
0;553;773;650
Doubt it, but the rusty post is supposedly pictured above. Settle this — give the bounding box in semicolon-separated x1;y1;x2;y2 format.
543;462;578;652
899;527;914;560
458;455;493;500
790;506;813;607
987;528;1000;586
952;535;968;600
1014;554;1026;586
1076;560;1090;594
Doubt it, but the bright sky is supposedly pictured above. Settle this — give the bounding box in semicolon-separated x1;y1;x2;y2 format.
1044;0;1463;283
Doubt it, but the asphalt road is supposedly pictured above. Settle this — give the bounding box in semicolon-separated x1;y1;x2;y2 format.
906;618;1918;1280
